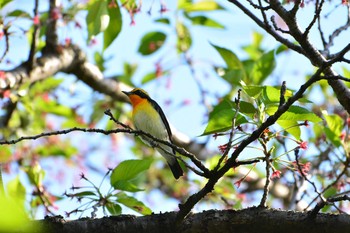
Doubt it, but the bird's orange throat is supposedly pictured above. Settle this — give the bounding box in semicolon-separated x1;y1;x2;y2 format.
129;94;147;109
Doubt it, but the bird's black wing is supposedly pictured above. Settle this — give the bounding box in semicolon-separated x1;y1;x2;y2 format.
149;98;176;153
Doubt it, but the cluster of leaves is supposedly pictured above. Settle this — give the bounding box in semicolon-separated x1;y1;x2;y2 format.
65;159;153;217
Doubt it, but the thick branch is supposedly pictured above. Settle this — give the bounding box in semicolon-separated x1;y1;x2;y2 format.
37;208;350;233
267;0;350;114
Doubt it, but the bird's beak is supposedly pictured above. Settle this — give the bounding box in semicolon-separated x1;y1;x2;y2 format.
122;90;130;96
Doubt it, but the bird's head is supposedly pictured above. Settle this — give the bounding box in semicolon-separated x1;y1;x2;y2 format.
122;88;150;106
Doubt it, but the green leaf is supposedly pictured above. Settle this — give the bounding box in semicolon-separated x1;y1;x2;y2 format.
28;77;63;96
238;101;257;118
86;0;109;40
103;0;122;50
0;196;36;233
241;83;263;99
106;202;122;215
242;32;264;60
110;159;153;187
7;9;31;18
262;86;293;105
277;120;301;140
0;0;12;8
202;99;248;135
114;62;138;86
116;192;152;215
322;111;343;147
138;31;166;55
111;180;145;192
7;177;26;202
36;142;78;158
176;22;192;52
24;163;45;186
266;105;322;123
35;98;74;117
73;191;97;197
187;15;224;29
241;84;293;105
212;44;242;70
94;51;105;72
212;44;246;85
218;68;246;86
180;0;224;12
141;72;157;84
156;18;170;24
250;50;276;84
0;145;11;163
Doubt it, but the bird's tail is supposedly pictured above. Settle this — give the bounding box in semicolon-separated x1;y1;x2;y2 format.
167;159;183;179
158;148;183;179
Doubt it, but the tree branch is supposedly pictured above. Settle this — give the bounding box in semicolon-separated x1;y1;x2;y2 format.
38;208;350;233
227;0;305;55
176;68;325;221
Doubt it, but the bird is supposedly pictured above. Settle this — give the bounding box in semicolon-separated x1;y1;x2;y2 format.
122;88;183;179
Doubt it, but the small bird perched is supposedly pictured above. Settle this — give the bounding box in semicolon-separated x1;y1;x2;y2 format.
122;88;183;179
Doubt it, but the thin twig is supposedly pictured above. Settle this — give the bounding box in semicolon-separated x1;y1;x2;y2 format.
228;0;305;55
304;0;325;37
279;81;287;107
214;89;242;171
27;0;40;70
259;141;271;207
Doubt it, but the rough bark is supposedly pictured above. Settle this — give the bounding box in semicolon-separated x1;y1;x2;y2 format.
34;208;350;233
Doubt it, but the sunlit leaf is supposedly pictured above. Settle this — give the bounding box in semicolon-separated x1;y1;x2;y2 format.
119;0;137;12
0;145;11;163
176;22;192;52
24;162;45;186
36;142;78;158
0;196;37;233
180;0;224;12
86;0;109;40
156;18;170;24
242;32;264;60
28;77;63;96
242;84;293;105
115;192;152;215
106;202;122;215
138;31;166;55
202;99;248;135
141;72;157;84
187;15;224;29
237;101;257;118
73;191;97;197
104;0;122;50
212;44;242;69
35;98;74;117
0;0;12;8
7;9;31;18
110;159;153;187
250;50;276;85
322;110;343;147
277;120;301;140
94;51;105;72
111;180;145;192
266;105;322;123
241;83;263;99
7;177;26;203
